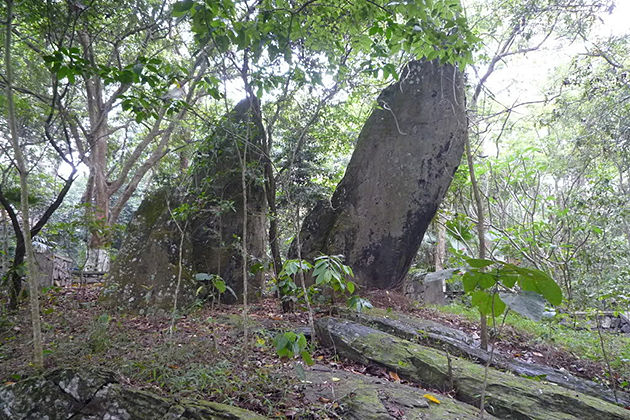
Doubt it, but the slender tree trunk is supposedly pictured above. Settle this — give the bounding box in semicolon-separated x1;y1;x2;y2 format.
240;140;249;345
434;209;446;271
294;205;315;341
264;160;282;277
4;0;44;368
1;211;7;276
465;136;489;351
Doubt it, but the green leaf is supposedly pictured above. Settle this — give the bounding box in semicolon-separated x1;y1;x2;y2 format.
462;271;496;292
274;334;288;351
173;0;194;16
466;258;495;268
347;281;355;294
212;278;227;293
471;291;506;316
297;333;307;349
510;265;563;305
301;351;315;366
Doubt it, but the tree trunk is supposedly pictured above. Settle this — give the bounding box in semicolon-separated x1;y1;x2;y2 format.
4;0;44;368
464;135;489;351
264;159;282;277
79;31;111;272
433;209;447;272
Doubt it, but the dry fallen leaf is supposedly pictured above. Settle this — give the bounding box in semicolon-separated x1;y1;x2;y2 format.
423;394;441;404
388;371;401;382
319;396;331;403
331;377;341;382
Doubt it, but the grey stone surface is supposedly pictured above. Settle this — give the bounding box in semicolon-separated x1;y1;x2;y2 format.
302;367;497;419
342;308;630;407
107;98;267;311
0;368;267;420
296;60;467;289
316;317;630;420
404;269;458;305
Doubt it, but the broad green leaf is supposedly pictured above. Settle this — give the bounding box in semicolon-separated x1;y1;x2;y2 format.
301;351;315;366
500;291;546;321
471;291;506;316
173;0;194;16
212;278;227;293
510;265;563;305
274;335;288;351
347;281;355;294
466;258;495;268
462;271;496;292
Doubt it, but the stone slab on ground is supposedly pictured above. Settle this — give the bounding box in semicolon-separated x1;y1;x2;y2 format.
0;368;268;420
316;317;630;420
302;366;497;419
340;308;630;407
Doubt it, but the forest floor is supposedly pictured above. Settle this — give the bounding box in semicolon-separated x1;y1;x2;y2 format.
0;284;628;418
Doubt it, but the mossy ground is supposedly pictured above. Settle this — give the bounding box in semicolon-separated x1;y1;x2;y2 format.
1;287;627;418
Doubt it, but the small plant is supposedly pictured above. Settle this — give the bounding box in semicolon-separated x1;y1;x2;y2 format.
310;254;371;312
273;254;372;313
273;259;312;312
273;331;314;365
195;273;236;309
88;313;111;353
460;257;563;349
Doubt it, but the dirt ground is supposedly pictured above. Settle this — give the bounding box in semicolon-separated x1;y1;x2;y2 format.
0;285;625;417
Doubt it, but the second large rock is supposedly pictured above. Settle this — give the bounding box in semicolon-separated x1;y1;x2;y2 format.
296;60;467;289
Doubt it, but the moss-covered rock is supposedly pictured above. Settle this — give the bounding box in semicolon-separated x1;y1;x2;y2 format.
339;308;630;407
105;188;197;315
0;368;268;420
107;98;268;313
316;317;630;420
302;367;497;419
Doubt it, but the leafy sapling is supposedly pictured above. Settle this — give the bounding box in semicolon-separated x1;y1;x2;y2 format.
461;257;563;340
273;331;314;366
311;254;372;312
195;273;237;309
273;259;313;312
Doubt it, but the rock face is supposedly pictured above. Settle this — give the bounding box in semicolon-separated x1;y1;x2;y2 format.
296;60;467;289
187;98;267;304
340;308;630;407
316;317;630;420
302;367;497;419
404;269;458;305
0;368;267;420
106;188;197;314
108;98;267;312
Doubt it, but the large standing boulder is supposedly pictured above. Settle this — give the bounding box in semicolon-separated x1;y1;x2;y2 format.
296;60;467;289
105;188;196;314
187;98;268;304
107;98;267;312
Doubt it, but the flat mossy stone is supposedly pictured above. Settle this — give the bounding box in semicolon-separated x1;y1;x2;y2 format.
302;367;496;419
316;317;630;420
0;368;269;420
